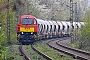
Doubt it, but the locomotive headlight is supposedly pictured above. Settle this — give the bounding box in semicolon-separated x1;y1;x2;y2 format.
26;16;29;18
31;32;33;34
22;32;24;34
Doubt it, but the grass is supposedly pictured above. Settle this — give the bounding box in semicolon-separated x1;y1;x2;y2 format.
34;41;74;60
0;45;23;60
68;42;90;52
25;45;44;60
68;42;79;48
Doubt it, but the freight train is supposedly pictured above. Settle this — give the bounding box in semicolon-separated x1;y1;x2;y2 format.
16;14;84;44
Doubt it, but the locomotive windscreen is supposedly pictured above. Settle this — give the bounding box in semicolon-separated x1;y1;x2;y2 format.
22;18;33;24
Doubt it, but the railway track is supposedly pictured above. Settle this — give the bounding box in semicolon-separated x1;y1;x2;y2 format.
19;43;52;60
31;43;52;60
19;45;32;60
47;37;90;60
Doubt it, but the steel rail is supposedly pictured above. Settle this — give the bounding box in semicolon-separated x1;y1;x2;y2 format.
47;38;90;60
56;40;90;60
19;45;31;60
31;43;53;60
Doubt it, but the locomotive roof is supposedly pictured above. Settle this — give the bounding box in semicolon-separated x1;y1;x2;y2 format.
21;15;35;18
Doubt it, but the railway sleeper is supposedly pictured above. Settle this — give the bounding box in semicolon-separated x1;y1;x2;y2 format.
31;43;53;60
47;42;89;60
57;41;90;55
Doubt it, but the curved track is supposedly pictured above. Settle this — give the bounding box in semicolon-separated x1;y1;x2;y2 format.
47;37;90;60
19;44;53;60
19;45;32;60
31;43;53;60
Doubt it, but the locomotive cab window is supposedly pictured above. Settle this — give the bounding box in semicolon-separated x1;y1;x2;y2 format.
22;18;33;24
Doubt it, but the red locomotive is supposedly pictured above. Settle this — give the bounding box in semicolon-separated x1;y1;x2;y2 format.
16;15;38;43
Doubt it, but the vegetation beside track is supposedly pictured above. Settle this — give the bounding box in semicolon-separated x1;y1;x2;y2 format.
34;40;74;60
0;0;40;59
24;45;45;60
0;0;17;59
0;0;17;45
0;0;90;59
0;45;23;60
68;9;90;52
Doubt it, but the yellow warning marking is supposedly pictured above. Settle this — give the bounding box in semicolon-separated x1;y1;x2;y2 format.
20;27;34;32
